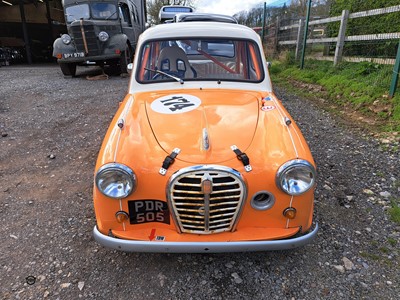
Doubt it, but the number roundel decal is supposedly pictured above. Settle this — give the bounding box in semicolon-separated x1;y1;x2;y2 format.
151;94;201;114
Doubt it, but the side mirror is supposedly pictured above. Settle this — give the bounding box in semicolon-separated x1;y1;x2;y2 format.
127;63;133;74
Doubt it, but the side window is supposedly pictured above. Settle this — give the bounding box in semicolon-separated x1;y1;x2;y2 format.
131;6;137;24
132;4;140;25
119;3;132;27
248;43;263;81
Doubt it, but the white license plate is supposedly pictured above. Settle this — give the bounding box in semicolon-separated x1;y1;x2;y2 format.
63;52;84;59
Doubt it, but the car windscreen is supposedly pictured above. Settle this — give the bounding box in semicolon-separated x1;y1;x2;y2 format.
136;38;264;83
65;3;118;23
66;4;90;22
91;3;118;20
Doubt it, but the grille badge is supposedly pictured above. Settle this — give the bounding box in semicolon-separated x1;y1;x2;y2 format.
201;178;213;194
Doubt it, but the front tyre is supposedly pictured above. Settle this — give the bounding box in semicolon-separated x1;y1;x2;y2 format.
59;63;77;76
119;46;132;74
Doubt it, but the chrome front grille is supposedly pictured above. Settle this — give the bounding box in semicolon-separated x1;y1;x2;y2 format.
70;25;99;56
168;166;246;234
69;23;121;56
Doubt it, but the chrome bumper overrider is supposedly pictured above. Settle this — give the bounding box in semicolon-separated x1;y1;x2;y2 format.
93;223;318;253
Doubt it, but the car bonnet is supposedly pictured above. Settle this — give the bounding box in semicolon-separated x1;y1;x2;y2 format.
144;89;260;164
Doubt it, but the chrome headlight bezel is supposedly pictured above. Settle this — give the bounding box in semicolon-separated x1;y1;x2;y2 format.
276;159;316;196
61;34;72;45
95;163;136;199
98;31;109;42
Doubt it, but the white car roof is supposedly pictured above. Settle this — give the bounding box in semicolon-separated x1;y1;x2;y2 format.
140;22;262;44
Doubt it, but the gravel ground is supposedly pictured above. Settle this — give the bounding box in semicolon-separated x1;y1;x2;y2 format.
1;64;399;300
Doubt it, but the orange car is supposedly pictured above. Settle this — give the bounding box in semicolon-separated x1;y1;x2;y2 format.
93;18;318;253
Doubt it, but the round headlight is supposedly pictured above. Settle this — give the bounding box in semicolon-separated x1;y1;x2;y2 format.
61;34;71;45
95;163;136;199
98;31;109;42
276;159;316;196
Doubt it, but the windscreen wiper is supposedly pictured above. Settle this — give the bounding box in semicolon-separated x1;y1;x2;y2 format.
145;67;184;84
106;11;118;20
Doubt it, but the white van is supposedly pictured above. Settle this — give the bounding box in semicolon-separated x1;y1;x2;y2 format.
159;5;194;23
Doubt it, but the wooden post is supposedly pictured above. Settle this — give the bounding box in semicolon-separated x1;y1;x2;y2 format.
295;19;304;61
334;10;349;66
274;16;280;55
45;0;54;45
19;0;32;64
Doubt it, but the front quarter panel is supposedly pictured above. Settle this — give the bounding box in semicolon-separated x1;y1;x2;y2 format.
52;38;76;58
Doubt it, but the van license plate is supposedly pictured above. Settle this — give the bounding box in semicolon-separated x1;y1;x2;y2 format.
63;52;84;59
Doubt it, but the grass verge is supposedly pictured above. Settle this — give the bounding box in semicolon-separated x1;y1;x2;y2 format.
269;57;400;133
270;56;400;227
389;200;400;224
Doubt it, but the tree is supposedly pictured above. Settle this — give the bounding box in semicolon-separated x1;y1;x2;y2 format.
233;5;264;27
233;10;248;25
233;4;285;28
287;0;330;18
147;0;196;25
287;0;308;17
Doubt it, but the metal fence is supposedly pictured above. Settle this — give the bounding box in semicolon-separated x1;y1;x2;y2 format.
264;4;400;97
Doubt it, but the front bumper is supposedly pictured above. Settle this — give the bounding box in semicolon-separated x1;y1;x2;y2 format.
57;54;121;64
93;223;318;253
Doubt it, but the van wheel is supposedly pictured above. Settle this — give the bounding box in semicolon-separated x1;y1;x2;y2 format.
119;46;132;74
60;63;77;76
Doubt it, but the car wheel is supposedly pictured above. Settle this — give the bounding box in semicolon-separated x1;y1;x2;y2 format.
59;63;77;76
119;45;132;74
